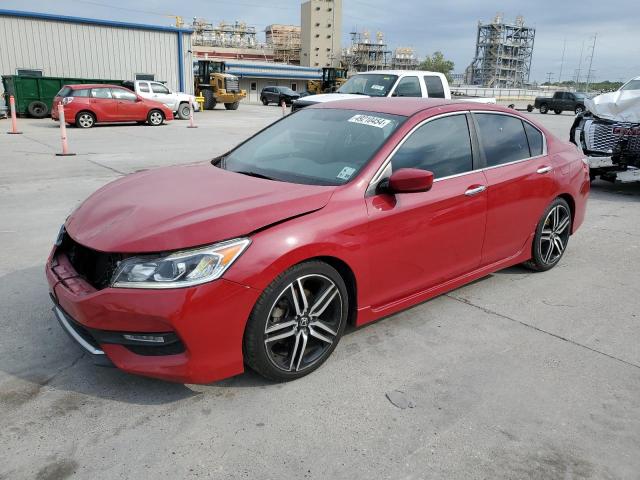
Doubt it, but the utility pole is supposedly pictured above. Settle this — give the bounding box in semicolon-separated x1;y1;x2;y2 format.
558;38;566;84
575;40;585;90
585;33;597;92
546;72;554;84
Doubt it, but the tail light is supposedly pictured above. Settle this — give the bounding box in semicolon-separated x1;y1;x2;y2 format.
62;97;74;105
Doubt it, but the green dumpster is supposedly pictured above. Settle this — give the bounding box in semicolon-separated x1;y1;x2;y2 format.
1;75;124;118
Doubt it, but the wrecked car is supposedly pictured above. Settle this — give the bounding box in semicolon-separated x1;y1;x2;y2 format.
571;76;640;183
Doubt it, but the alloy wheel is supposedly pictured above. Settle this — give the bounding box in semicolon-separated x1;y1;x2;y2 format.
149;111;163;125
540;204;571;265
78;113;94;128
263;274;343;373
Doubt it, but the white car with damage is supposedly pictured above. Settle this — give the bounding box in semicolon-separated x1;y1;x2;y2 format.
570;76;640;183
123;80;199;120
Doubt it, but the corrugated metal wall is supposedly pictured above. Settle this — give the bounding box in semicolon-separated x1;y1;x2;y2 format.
0;15;193;93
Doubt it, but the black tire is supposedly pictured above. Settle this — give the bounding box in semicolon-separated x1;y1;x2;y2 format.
244;261;349;381
202;90;216;110
261;96;269;106
539;104;549;114
523;198;572;272
177;102;191;120
75;111;95;128
224;101;239;110
147;109;164;126
508;104;516;109
554;109;562;115
527;105;534;112
575;105;585;115
28;101;48;118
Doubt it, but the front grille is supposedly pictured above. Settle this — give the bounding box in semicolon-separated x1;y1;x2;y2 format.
584;119;640;153
224;77;240;93
60;233;122;290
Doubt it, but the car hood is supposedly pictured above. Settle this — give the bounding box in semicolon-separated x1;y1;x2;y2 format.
298;93;374;104
66;164;335;253
586;89;640;123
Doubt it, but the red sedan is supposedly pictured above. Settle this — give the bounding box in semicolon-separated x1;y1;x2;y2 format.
46;98;589;383
52;84;173;128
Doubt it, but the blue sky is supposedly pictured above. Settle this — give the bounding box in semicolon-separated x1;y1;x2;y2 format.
1;0;638;82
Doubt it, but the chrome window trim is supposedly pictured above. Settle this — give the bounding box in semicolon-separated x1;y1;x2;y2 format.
367;109;548;195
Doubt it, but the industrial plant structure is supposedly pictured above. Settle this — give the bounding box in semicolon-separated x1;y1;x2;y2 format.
342;31;391;73
300;0;342;68
265;24;301;65
391;47;418;70
465;14;535;87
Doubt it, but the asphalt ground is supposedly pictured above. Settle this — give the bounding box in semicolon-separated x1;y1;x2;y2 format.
1;104;639;479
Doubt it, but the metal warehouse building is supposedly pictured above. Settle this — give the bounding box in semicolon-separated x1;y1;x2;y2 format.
0;9;193;94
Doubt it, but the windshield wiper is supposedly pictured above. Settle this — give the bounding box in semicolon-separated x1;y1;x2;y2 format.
235;171;278;181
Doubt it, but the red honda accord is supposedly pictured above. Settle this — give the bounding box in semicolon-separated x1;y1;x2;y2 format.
46;98;589;383
52;84;173;128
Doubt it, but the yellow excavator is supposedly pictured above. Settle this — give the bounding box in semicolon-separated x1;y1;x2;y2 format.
194;60;247;110
307;67;348;95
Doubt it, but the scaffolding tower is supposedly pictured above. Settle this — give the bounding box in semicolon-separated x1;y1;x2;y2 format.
391;47;418;70
192;18;260;49
466;14;535;87
265;24;301;65
342;31;391;73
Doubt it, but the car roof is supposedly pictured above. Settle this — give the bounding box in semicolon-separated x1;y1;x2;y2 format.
310;97;515;117
65;84;124;89
353;70;445;77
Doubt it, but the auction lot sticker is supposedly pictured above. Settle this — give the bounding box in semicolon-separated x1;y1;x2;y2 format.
348;114;391;128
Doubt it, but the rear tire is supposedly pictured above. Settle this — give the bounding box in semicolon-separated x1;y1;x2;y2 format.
225;101;239;110
28;101;48;118
202;90;216;110
177;102;191;120
261;97;269;106
523;198;572;272
244;261;348;382
527;105;534;112
75;111;95;128
539;104;549;114
147;109;164;126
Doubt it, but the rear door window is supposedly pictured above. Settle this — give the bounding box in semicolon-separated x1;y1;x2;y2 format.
91;88;113;99
523;122;544;156
424;76;445;98
474;113;530;166
391;114;473;179
112;88;137;101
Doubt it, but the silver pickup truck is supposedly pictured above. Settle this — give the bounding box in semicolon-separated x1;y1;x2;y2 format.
123;80;198;120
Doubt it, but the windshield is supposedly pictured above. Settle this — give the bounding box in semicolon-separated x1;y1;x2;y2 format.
337;74;398;97
279;87;297;95
621;79;640;91
215;108;405;186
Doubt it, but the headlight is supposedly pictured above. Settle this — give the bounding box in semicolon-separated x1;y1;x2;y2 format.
111;238;250;289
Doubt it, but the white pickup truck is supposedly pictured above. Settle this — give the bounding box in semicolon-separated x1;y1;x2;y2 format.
292;70;496;111
123;80;198;120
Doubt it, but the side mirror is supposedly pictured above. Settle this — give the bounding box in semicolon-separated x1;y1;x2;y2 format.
384;168;434;194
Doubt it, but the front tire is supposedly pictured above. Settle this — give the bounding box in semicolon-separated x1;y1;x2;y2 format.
539;104;549;114
261;96;269;106
575;105;585;115
523;198;572;272
244;261;348;381
147;109;164;126
225;101;239;110
177;102;191;120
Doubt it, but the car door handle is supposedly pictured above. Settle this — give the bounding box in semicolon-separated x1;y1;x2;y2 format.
464;185;487;196
536;166;552;174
